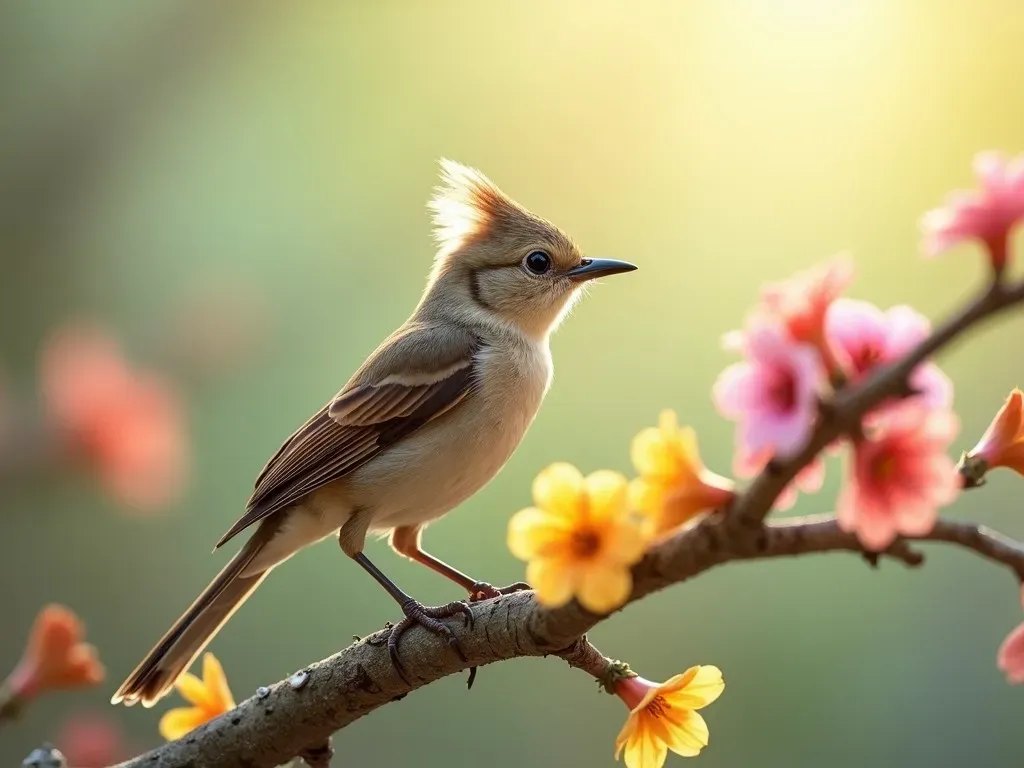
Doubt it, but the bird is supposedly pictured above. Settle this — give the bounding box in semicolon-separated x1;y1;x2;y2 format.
111;159;637;707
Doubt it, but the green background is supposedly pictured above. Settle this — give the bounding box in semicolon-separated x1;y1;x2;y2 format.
2;1;1024;766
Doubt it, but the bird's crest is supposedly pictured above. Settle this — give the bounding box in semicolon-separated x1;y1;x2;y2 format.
428;159;523;255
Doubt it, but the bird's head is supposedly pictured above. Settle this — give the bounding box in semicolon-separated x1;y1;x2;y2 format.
421;159;636;339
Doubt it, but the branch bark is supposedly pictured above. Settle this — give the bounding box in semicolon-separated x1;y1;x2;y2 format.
113;511;1024;768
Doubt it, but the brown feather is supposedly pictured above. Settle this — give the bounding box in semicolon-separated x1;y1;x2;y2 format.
214;323;482;549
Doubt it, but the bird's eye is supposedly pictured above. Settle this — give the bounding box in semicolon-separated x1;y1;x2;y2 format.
524;250;552;275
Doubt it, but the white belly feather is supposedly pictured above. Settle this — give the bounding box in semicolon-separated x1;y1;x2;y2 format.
355;337;552;528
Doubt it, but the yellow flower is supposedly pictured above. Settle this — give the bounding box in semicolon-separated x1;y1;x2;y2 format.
158;653;236;741
614;665;725;767
507;462;649;613
630;411;736;536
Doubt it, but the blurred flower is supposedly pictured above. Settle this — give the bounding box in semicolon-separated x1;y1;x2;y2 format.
997;586;1024;685
824;299;952;410
158;653;236;742
757;255;853;371
961;388;1024;485
836;405;960;551
5;604;104;702
713;322;822;460
508;463;649;613
57;712;129;767
921;151;1024;272
39;323;188;512
630;411;736;536
613;665;724;767
734;447;825;512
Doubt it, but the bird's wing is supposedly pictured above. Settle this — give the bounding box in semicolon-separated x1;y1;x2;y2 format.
214;322;482;549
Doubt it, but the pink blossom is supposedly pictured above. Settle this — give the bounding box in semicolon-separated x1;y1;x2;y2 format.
57;712;130;767
713;323;823;460
39;323;189;513
921;151;1024;271
758;256;853;368
997;586;1024;685
836;405;960;551
733;447;825;512
825;298;952;410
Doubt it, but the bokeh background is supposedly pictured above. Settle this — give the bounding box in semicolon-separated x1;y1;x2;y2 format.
2;1;1024;765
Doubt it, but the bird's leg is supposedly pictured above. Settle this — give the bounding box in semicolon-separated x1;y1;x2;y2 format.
339;515;473;683
390;525;531;602
349;551;472;684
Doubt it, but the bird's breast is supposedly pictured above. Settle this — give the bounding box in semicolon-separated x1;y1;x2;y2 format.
352;339;552;529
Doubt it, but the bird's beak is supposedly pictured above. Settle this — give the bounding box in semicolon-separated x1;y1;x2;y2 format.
565;258;638;282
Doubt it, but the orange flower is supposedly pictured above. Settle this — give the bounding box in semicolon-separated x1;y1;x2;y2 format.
6;604;105;700
630;411;736;537
507;463;650;613
158;653;236;741
613;665;725;767
962;388;1024;485
39;323;188;512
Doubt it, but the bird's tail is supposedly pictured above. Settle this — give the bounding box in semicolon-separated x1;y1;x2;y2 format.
111;536;270;708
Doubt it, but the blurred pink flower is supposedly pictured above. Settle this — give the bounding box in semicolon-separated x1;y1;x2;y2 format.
713;323;822;460
921;151;1024;272
734;447;825;512
758;255;853;372
825;299;952;410
836;405;959;551
39;323;188;512
998;586;1024;685
57;712;129;767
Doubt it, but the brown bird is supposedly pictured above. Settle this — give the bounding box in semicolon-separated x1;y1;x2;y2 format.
111;159;636;707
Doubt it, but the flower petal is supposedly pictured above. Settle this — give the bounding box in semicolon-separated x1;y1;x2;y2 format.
201;653;234;711
174;672;211;709
158;707;207;742
576;562;632;614
631;426;670;478
601;518;651;565
526;557;577;608
998;621;1024;684
532;463;585;519
507;507;571;560
584;470;629;523
620;715;668;768
664;665;724;709
663;709;710;757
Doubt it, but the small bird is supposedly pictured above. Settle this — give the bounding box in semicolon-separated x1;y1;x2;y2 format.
111;159;636;707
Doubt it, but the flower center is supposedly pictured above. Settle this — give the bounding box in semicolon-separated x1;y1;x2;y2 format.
871;452;898;482
768;368;797;411
852;344;882;375
570;528;602;559
645;696;671;719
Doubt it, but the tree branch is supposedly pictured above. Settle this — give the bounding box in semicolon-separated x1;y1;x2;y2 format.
112;510;1024;768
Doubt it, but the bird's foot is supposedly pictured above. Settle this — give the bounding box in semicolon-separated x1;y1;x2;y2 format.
468;581;532;602
388;599;473;684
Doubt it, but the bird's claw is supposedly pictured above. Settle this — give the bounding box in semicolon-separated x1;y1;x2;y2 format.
468;581;532;602
387;599;473;684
